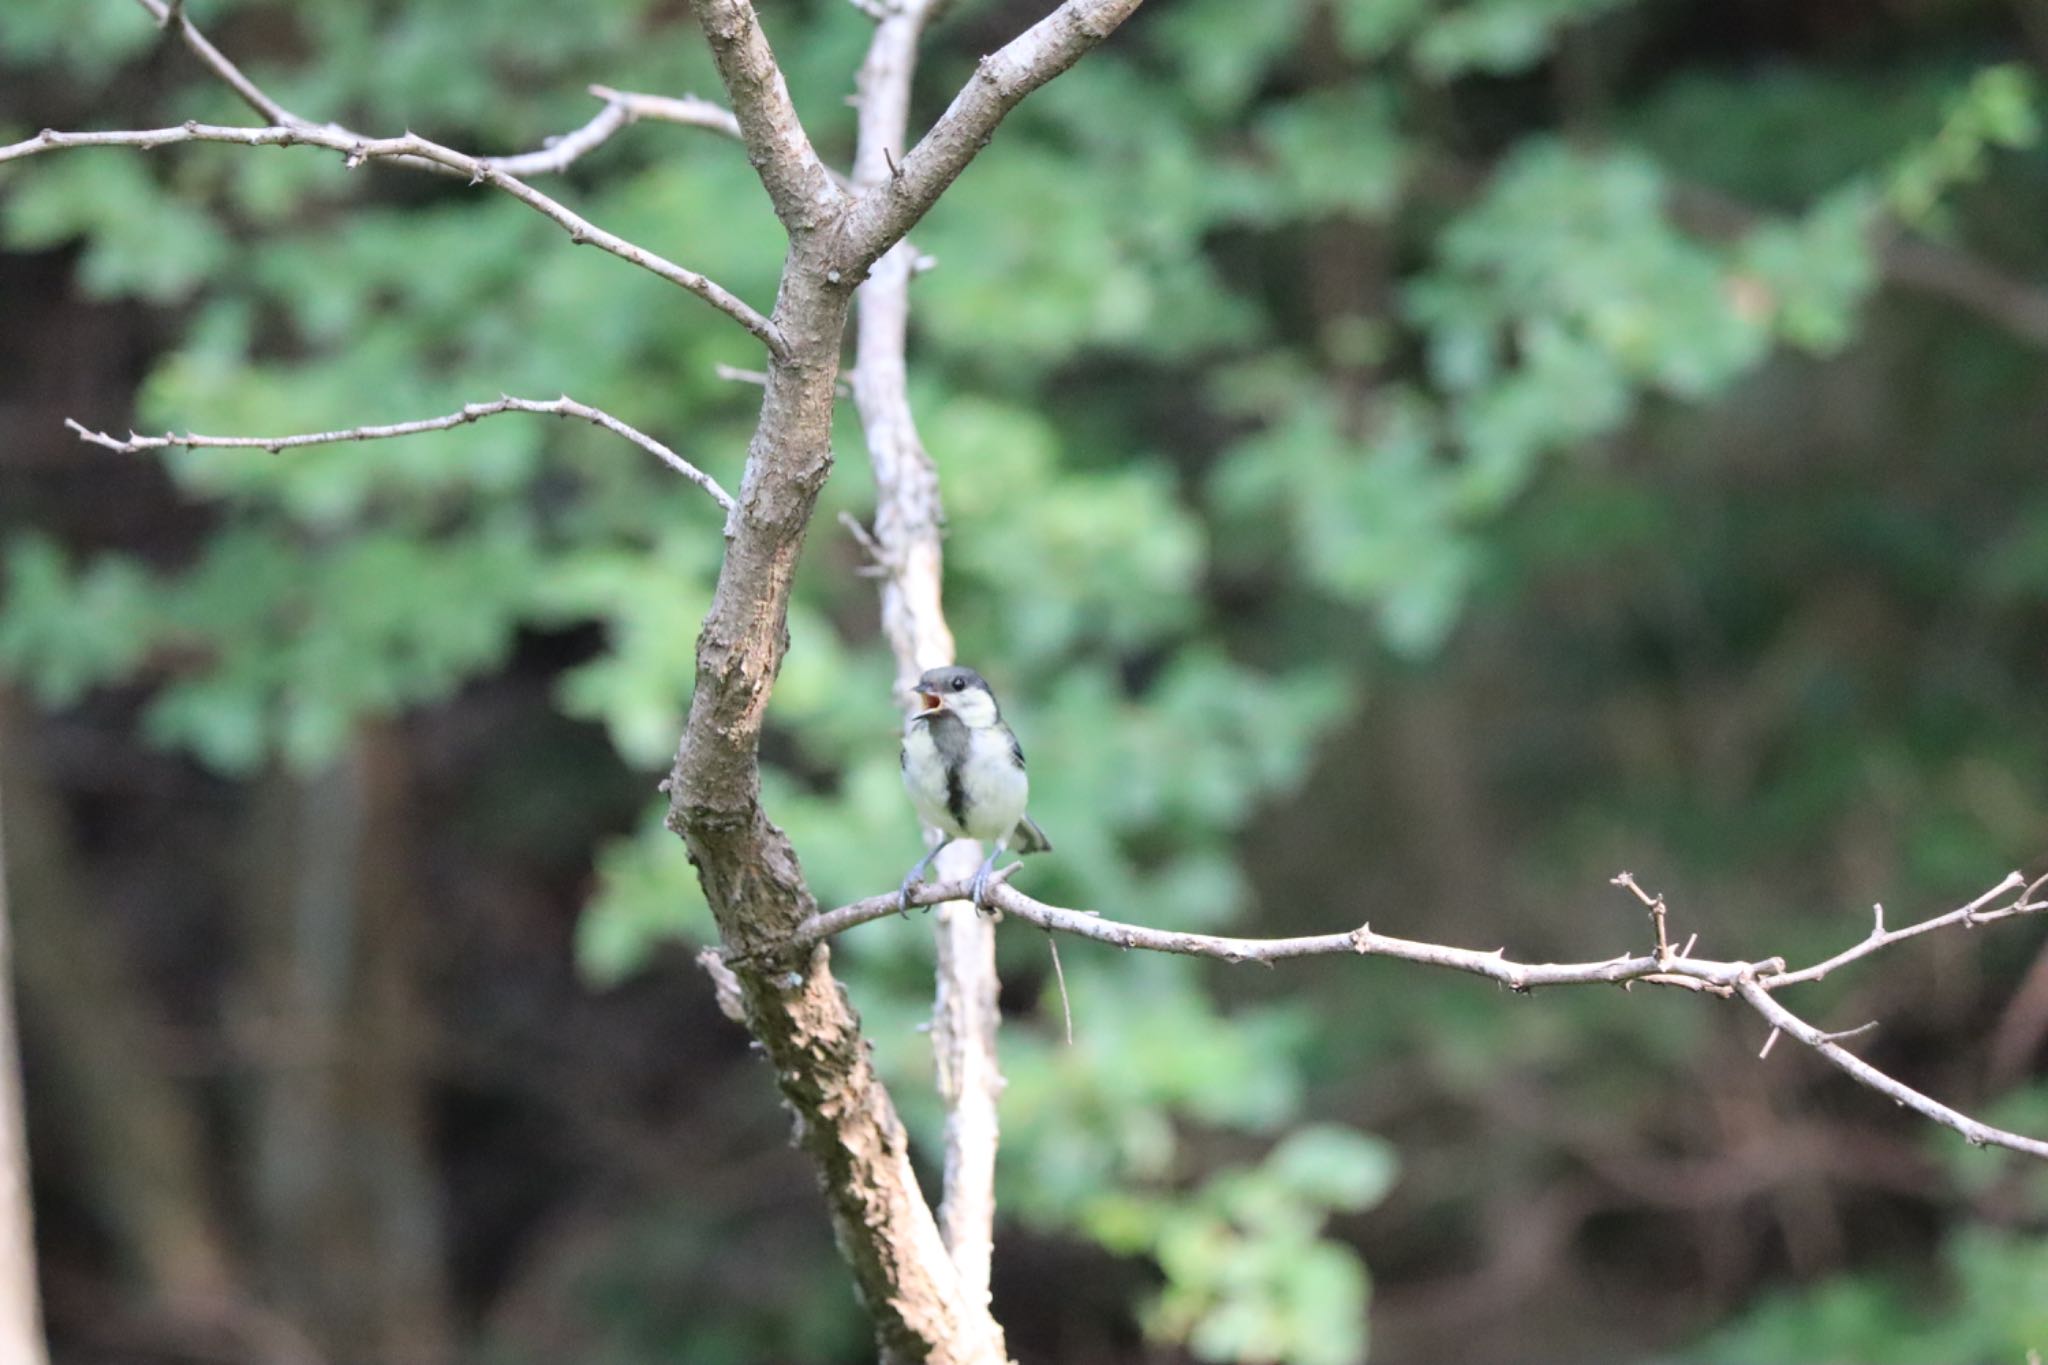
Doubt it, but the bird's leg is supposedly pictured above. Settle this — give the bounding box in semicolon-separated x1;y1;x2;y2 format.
898;839;948;916
969;839;1010;914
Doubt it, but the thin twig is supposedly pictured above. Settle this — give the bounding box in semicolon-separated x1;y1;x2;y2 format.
25;3;781;349
778;872;2048;1162
695;949;748;1024
1045;934;1073;1045
835;511;895;575
132;0;301;129
65;395;736;512
1762;872;2031;987
1;122;780;352
587;85;745;142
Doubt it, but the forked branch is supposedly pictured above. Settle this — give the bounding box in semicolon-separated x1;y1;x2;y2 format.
842;0;1148;264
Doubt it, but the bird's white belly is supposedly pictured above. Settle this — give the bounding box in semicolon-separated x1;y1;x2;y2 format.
957;730;1028;841
902;723;958;834
901;723;1029;844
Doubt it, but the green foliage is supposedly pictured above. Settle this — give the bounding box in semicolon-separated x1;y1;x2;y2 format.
0;539;154;704
1083;1125;1396;1365
1887;65;2040;229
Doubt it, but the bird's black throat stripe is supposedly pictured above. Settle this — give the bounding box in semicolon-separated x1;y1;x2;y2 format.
944;765;969;833
924;711;972;833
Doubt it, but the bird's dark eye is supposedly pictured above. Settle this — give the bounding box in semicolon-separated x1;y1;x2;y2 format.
951;677;966;691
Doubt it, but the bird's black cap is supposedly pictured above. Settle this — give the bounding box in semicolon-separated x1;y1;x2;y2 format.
914;665;990;695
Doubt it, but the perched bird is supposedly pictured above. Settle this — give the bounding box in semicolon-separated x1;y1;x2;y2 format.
899;665;1052;912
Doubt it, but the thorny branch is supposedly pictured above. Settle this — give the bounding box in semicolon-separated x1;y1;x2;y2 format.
65;396;736;513
777;870;2048;1162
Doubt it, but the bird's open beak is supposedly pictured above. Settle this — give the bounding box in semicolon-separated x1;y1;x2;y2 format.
914;689;945;716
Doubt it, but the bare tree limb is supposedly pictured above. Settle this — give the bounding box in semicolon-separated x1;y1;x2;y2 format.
1763;874;2044;988
847;0;1004;1343
134;0;742;179
776;871;2048;1161
63;396;736;513
488;85;748;177
686;0;848;233
28;3;781;343
841;0;1147;265
0;123;781;350
0;732;50;1365
1731;981;2048;1158
658;4;993;1357
134;0;306;131
585;85;745;143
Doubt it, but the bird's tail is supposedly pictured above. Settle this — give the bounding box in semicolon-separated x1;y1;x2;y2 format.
1011;814;1053;855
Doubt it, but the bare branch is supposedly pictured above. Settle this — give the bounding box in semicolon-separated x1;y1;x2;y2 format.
0;123;780;351
842;0;1147;265
36;4;781;344
1763;871;2032;987
148;0;634;181
778;873;2048;1160
686;0;848;232
483;99;640;177
843;0;1006;1338
488;86;748;177
693;949;748;1024
65;395;736;513
1734;981;2048;1159
586;85;745;143
0;740;50;1365
134;0;306;130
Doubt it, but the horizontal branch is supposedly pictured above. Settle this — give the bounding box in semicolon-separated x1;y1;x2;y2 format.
0;123;780;352
842;0;1146;264
65;394;735;512
775;870;2048;1160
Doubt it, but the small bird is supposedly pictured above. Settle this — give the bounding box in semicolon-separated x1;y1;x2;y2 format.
899;665;1052;913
